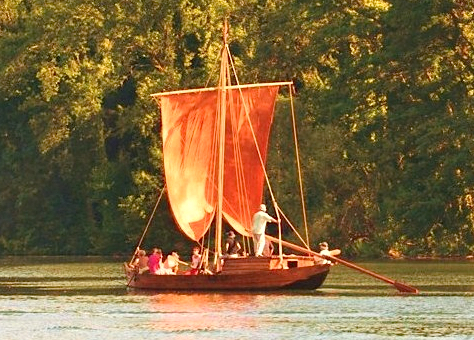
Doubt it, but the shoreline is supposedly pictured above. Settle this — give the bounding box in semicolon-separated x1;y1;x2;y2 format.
394;255;474;261
1;254;473;262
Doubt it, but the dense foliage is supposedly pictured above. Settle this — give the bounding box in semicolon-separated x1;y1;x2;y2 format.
1;0;473;257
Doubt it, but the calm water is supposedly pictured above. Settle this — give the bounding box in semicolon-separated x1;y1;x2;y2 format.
1;257;473;340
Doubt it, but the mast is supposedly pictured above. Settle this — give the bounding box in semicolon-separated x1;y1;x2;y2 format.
214;19;229;267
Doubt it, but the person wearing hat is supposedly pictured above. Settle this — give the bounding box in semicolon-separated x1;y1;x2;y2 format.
252;204;279;257
319;242;331;256
317;241;334;265
224;230;242;257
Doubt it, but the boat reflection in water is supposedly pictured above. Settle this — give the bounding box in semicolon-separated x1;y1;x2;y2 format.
136;293;260;332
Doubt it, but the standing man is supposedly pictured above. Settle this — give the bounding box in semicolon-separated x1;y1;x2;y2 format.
252;204;279;257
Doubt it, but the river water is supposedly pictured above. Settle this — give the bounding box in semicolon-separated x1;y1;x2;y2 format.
0;257;473;340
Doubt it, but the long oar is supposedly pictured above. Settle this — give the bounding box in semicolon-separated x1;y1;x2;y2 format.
266;235;419;294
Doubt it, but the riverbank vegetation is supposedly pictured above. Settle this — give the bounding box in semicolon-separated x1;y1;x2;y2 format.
1;0;474;257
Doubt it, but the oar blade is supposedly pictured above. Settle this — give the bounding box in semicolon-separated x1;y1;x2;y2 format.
394;281;419;294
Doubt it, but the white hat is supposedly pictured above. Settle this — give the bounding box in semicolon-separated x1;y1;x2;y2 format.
259;204;267;211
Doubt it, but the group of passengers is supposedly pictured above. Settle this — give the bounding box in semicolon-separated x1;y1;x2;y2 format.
132;246;203;275
132;248;181;275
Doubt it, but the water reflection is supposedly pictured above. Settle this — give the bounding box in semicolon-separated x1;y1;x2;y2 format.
1;258;474;339
139;293;259;332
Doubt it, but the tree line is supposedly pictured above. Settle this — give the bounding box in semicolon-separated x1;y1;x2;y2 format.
1;0;473;257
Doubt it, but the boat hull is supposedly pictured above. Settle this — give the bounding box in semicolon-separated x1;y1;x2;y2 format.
125;257;330;291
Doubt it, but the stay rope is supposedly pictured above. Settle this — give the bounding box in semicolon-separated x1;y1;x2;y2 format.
225;44;311;252
226;45;280;259
289;88;310;249
128;184;166;266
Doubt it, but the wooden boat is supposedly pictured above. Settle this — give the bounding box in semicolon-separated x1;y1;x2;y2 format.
126;256;330;291
124;21;331;291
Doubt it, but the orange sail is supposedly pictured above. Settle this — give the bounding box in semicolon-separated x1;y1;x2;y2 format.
159;85;280;241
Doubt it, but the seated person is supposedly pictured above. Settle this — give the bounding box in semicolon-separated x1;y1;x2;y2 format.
133;249;149;274
316;241;335;265
161;251;180;275
319;242;331;256
147;248;163;274
186;247;202;275
224;231;242;257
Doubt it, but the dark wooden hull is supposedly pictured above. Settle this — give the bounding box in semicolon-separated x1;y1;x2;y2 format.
125;256;330;291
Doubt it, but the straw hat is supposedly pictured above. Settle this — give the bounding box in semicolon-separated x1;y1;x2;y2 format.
319;241;329;249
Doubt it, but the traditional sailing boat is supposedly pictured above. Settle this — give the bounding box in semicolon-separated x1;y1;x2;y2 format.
124;22;331;291
124;22;419;293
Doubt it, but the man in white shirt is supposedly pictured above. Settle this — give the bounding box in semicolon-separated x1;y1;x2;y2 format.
318;241;334;265
319;242;331;256
252;204;278;257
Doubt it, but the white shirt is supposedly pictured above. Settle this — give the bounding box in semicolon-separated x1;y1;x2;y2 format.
320;249;331;256
252;210;274;234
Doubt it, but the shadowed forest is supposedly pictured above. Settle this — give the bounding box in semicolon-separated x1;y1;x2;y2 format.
1;0;474;258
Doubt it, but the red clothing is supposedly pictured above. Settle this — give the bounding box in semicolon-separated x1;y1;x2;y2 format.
148;254;162;274
185;268;199;275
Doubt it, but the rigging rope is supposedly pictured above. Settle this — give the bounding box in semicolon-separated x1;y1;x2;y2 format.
128;184;167;266
228;64;253;235
276;206;310;249
289;86;310;249
225;45;278;207
226;44;283;259
225;45;311;253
